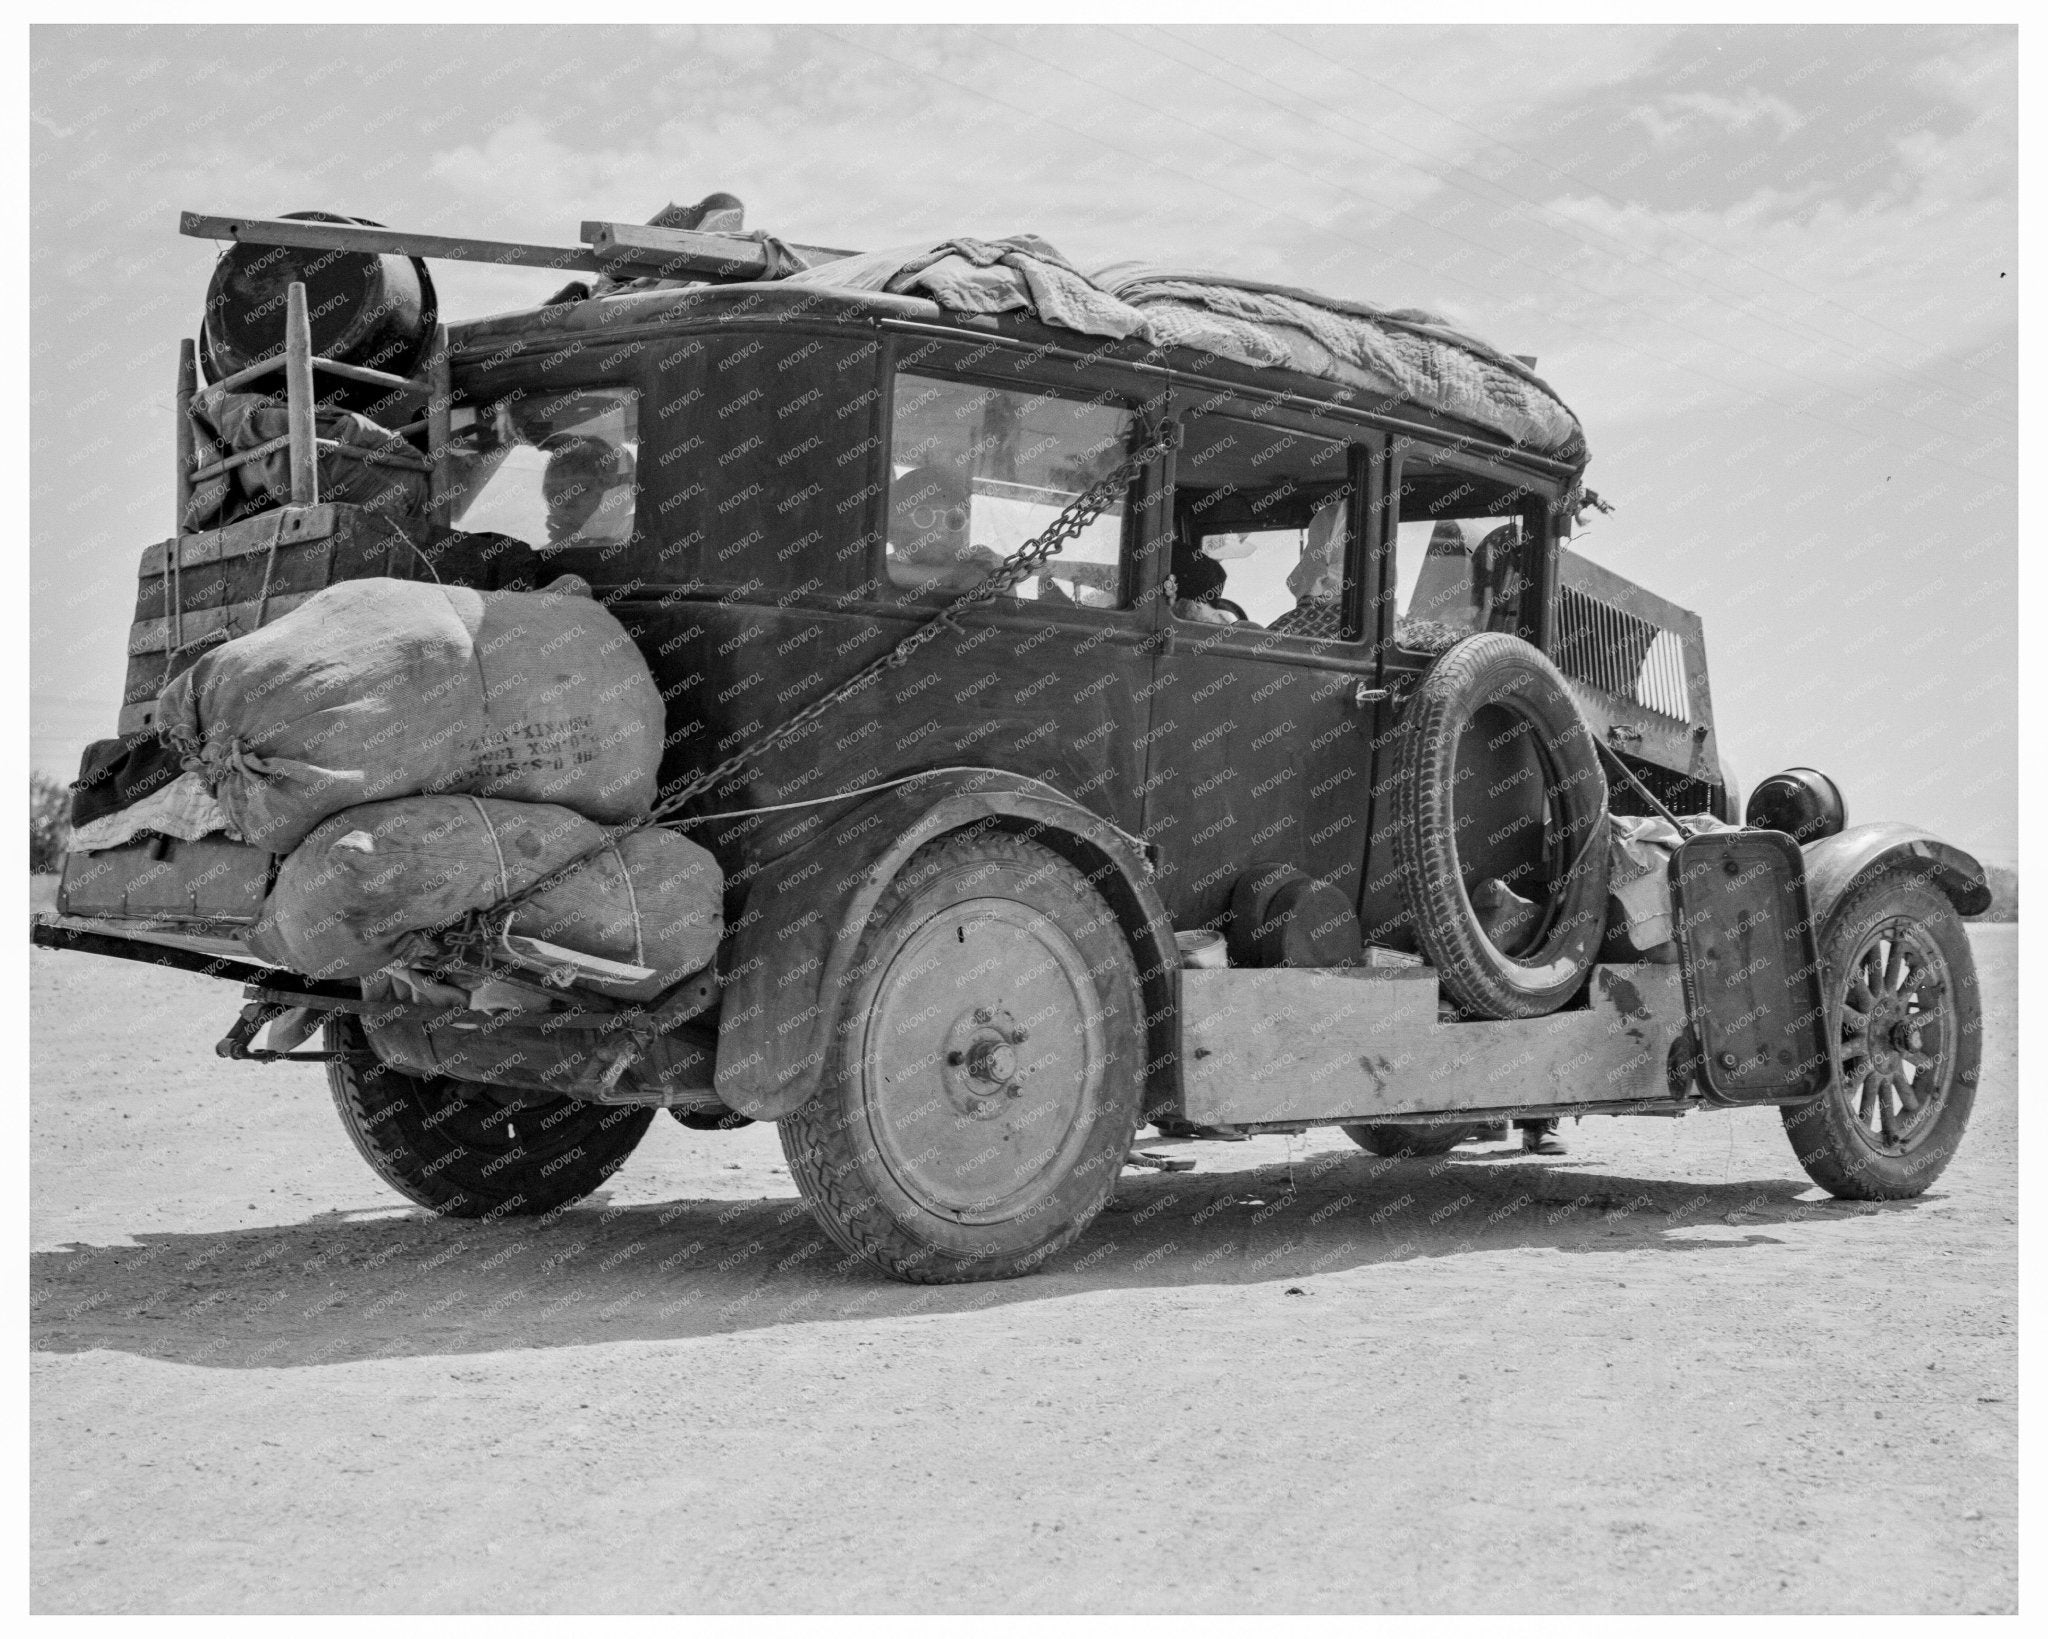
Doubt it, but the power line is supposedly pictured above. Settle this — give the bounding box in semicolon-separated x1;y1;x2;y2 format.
1260;23;2006;369
1136;23;1998;419
979;27;2006;469
806;26;2009;487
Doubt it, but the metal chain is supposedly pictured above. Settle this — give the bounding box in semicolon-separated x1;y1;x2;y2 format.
434;417;1180;961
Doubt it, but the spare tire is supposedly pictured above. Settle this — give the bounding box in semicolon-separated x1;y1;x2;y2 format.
1392;632;1610;1019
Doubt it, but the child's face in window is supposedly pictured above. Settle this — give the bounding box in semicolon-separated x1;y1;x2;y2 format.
889;468;973;565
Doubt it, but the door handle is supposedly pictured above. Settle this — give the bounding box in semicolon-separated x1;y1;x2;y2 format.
1354;682;1392;709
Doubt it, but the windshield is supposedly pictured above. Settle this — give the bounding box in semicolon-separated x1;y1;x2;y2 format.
1394;515;1526;638
446;386;640;555
1386;460;1541;647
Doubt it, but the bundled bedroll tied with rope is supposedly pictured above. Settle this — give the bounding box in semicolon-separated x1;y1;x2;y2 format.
245;795;722;991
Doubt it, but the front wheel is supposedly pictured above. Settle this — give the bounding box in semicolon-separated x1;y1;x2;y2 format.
325;1015;654;1217
779;832;1145;1283
1781;869;1980;1200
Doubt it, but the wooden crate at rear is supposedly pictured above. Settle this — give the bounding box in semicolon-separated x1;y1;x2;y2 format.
57;835;274;926
120;504;423;735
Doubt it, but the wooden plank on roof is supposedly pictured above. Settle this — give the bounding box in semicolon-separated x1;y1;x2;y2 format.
183;211;861;283
182;212;610;274
580;220;859;280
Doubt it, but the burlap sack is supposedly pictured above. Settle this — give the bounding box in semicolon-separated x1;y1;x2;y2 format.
246;795;721;985
158;577;661;852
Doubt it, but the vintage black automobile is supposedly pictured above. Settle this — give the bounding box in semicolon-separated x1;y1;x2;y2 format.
32;206;1990;1283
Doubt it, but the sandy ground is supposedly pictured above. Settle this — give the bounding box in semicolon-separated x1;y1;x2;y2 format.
30;908;2017;1614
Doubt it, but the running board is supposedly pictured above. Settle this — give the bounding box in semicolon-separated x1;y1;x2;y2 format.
1176;965;1688;1127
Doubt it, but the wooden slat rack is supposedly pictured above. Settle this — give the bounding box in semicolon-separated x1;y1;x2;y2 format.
172;206;862;540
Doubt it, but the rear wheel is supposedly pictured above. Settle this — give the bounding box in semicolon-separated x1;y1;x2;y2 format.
324;1015;653;1217
779;832;1144;1283
1782;870;1979;1200
1342;1121;1472;1158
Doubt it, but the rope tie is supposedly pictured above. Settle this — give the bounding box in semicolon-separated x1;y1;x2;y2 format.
175;734;278;792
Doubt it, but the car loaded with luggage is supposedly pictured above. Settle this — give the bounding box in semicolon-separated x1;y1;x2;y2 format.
33;195;1991;1283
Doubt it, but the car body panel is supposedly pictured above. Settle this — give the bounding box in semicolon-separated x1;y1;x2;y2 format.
710;769;1178;1122
1802;821;1991;922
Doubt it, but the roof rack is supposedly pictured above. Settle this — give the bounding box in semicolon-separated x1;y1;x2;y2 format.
173;202;866;539
179;211;856;285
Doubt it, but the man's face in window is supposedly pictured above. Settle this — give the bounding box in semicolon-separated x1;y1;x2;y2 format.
542;437;628;544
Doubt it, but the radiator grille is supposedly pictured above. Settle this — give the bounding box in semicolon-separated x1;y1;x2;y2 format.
1555;584;1692;723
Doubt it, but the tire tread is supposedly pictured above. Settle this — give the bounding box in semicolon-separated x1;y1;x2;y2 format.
778;831;1142;1283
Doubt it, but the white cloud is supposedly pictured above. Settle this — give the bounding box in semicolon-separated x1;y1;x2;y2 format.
1632;89;1806;147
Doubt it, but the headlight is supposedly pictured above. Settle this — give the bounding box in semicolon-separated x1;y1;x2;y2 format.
1743;767;1846;842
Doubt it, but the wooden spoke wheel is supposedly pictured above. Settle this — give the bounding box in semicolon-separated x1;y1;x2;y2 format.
1783;870;1979;1200
779;832;1144;1283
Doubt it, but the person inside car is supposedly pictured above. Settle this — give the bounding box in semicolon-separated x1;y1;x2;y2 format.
886;464;1003;593
1171;539;1250;624
540;434;636;549
1267;498;1347;639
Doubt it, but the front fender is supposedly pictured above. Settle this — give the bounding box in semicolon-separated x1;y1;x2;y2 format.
1802;821;1991;925
713;769;1180;1122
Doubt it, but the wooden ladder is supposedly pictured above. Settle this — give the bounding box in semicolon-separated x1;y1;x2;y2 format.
174;281;451;539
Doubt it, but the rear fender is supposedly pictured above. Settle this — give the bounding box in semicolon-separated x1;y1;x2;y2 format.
713;770;1180;1122
1802;821;1991;925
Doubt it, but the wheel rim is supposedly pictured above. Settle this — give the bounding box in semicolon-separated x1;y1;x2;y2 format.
860;895;1108;1224
1836;916;1956;1156
1449;700;1565;960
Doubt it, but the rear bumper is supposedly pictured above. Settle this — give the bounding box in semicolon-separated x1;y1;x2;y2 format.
29;912;353;1001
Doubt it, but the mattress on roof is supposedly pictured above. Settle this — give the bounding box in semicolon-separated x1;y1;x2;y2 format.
785;237;1586;464
1093;261;1586;465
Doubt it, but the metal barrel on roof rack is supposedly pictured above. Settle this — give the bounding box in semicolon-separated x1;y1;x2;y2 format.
199;209;439;413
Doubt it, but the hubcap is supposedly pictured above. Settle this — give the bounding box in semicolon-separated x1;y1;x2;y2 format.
941;1006;1027;1118
1837;917;1953;1155
861;897;1107;1223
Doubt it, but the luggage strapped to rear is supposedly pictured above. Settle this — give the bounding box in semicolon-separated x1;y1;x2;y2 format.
424;415;1185;983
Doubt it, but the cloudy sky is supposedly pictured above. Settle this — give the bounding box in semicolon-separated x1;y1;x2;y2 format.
29;24;2016;860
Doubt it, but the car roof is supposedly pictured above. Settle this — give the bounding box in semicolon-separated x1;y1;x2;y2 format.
448;281;1580;481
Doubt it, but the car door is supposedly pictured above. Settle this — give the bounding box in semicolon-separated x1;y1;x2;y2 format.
1354;436;1559;950
832;342;1172;843
1139;402;1386;932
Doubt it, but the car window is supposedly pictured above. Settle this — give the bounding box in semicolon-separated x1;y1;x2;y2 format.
1173;415;1357;639
1387;460;1542;648
445;387;640;557
885;372;1133;607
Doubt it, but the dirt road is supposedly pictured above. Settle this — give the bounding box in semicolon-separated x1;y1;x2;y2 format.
30;924;2017;1613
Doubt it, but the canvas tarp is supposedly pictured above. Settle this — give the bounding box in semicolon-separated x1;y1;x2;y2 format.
785;238;1585;462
